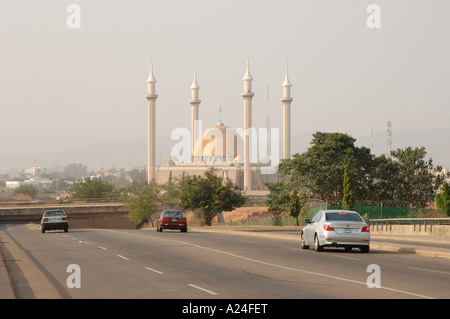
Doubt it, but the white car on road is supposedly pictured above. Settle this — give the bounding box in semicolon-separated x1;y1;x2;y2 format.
40;209;69;233
301;210;370;253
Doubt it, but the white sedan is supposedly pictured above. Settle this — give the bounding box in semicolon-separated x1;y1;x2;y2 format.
301;210;370;253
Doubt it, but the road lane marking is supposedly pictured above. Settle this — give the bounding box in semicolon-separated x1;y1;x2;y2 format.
103;229;434;299
117;254;130;261
97;246;107;250
408;267;450;275
145;267;164;275
188;284;218;296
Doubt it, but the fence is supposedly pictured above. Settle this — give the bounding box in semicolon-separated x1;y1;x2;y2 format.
370;218;450;225
304;200;445;224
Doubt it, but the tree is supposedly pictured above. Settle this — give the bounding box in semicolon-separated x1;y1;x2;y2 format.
278;132;446;208
180;170;246;226
122;182;160;227
159;178;187;205
389;147;445;207
265;182;290;214
278;132;374;202
69;177;120;200
436;182;450;216
342;165;356;210
289;189;307;225
14;184;38;198
265;182;290;224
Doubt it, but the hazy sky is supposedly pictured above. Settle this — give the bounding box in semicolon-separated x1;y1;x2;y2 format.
1;1;449;169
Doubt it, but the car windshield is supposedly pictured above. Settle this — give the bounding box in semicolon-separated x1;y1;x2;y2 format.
45;211;65;217
162;211;183;217
325;212;362;222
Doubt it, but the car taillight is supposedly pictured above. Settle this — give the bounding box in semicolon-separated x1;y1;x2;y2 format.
180;218;187;223
361;226;370;232
161;217;170;222
43;218;48;222
62;217;67;221
323;225;334;231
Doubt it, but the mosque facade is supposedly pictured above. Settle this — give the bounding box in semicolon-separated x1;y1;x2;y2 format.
145;59;293;191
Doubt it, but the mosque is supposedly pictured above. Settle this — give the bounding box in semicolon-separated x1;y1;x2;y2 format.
145;59;293;191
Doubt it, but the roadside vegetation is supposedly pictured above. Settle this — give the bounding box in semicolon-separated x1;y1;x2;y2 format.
2;131;448;225
269;132;449;223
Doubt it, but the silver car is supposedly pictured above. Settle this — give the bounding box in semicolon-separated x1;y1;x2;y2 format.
301;210;370;253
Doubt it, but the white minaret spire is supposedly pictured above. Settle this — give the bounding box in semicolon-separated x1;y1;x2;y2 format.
281;62;293;159
190;67;201;162
242;57;254;191
146;56;158;183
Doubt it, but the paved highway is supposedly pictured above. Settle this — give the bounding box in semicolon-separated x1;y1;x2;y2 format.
1;223;449;299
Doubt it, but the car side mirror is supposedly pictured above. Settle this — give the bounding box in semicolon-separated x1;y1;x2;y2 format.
304;219;311;224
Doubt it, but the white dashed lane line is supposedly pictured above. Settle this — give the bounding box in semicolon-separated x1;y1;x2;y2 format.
145;267;164;275
117;254;130;261
188;284;218;296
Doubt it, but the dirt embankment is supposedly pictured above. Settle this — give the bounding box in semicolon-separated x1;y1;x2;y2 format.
222;206;271;224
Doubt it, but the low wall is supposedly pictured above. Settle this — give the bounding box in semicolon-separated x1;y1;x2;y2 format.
370;224;450;237
0;203;179;229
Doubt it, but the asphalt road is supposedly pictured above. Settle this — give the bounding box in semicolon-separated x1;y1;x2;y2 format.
1;223;450;299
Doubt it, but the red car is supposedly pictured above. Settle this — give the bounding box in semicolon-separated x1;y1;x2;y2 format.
156;210;188;232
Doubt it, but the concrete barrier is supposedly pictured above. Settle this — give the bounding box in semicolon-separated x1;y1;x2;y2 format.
371;224;450;237
0;203;180;229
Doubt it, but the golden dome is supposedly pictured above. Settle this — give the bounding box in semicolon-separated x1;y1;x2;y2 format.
193;123;244;163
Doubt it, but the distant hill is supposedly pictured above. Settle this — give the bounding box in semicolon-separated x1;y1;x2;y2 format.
1;127;449;173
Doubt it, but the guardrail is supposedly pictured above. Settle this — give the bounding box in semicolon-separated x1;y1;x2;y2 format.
370;218;450;225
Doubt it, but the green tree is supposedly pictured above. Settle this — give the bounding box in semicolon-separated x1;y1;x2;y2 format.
69;177;119;200
122;182;160;227
389;147;445;207
265;182;290;214
159;178;187;205
278;132;374;202
342;164;356;210
265;182;290;224
289;189;307;225
180;170;246;226
436;182;450;216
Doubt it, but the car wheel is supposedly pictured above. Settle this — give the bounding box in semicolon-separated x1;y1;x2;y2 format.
314;234;323;252
41;226;45;233
360;246;370;253
181;227;187;232
345;247;352;252
301;232;309;249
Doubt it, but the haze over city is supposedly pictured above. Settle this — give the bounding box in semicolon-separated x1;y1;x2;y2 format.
1;1;449;172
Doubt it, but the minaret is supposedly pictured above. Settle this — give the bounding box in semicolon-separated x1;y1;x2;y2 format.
190;68;201;162
242;58;254;191
146;58;158;183
281;64;293;159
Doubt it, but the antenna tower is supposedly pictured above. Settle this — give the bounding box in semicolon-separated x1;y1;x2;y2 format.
386;120;392;157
